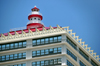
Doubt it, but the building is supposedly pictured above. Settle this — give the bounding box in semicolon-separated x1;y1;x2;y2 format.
0;6;100;66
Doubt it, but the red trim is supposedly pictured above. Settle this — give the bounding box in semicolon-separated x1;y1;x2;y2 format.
28;14;43;20
27;23;44;29
31;7;39;11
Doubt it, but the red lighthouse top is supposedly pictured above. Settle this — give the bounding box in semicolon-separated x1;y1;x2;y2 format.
27;6;44;29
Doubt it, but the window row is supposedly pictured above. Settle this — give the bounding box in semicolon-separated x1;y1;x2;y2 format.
79;48;89;61
10;63;26;66
66;37;77;50
0;52;26;62
32;58;61;66
79;60;86;66
67;60;74;66
32;35;62;46
0;41;26;51
91;59;98;66
32;47;61;57
67;49;77;61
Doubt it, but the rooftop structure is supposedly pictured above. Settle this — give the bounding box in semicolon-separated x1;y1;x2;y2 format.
0;6;100;66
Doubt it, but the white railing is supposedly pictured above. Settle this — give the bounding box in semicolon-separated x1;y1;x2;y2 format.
10;27;26;31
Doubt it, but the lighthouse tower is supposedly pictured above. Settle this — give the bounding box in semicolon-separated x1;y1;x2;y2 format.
27;6;44;29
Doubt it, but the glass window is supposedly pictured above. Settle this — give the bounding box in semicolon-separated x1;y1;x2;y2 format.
58;47;61;53
0;45;1;51
58;58;61;64
67;60;74;66
49;48;53;54
37;50;40;56
19;42;22;48
79;60;86;66
32;62;36;66
54;59;57;64
23;53;26;58
41;61;44;66
2;45;5;50
18;53;22;58
41;39;44;44
23;41;26;47
14;54;17;59
6;55;9;60
2;56;6;61
10;54;13;60
45;60;49;65
50;59;53;65
58;36;61;42
45;38;49;44
45;49;49;54
33;40;36;46
41;50;44;55
15;43;18;48
0;56;2;61
50;37;53;43
14;65;17;66
18;64;21;66
54;37;57;42
6;44;9;50
10;43;14;49
37;61;40;66
37;39;40;45
32;51;36;57
54;48;57;53
91;59;98;66
23;63;26;66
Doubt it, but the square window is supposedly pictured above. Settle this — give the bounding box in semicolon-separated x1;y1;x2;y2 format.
23;53;26;58
49;48;53;54
45;38;49;44
50;37;53;43
58;58;61;64
18;53;22;58
32;51;36;56
0;56;2;61
32;62;36;66
50;59;54;65
54;59;57;64
37;50;40;56
15;43;18;48
19;42;22;48
54;48;57;53
41;50;44;55
41;39;44;44
33;40;36;46
54;37;57;42
41;61;44;66
14;54;18;59
45;60;49;65
2;45;5;50
10;43;14;49
6;55;9;60
0;45;1;51
6;44;10;50
45;49;49;54
23;41;26;47
10;54;13;60
2;56;6;61
18;64;21;66
58;36;61;42
37;39;40;45
14;65;17;66
58;47;61;53
22;63;26;66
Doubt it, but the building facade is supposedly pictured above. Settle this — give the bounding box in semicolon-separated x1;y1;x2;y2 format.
0;6;100;66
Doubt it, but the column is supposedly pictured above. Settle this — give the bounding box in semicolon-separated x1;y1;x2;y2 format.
62;34;66;42
62;56;66;65
61;44;66;54
77;46;79;63
26;39;32;59
26;61;32;66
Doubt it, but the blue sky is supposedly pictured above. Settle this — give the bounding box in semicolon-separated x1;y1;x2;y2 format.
0;0;100;58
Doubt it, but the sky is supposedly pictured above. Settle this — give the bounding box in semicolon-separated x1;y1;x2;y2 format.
0;0;100;59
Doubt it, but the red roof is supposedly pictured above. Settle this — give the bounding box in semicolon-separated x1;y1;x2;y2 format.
31;6;39;11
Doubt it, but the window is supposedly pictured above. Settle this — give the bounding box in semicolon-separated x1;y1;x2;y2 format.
10;63;26;66
0;41;26;52
38;18;40;20
32;47;61;58
67;60;74;66
91;59;98;66
79;48;89;61
67;37;77;50
0;52;26;62
32;35;61;46
79;60;86;66
32;58;61;66
67;49;77;61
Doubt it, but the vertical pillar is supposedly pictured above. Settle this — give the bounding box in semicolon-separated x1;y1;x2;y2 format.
62;56;66;65
26;61;32;66
26;39;32;59
61;44;66;54
62;34;66;42
77;46;79;63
